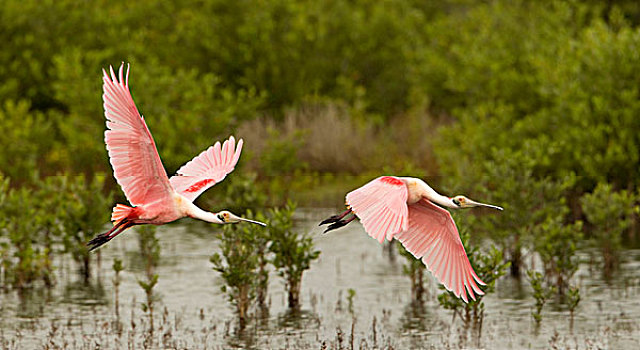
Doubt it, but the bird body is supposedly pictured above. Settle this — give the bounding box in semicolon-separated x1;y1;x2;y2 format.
321;176;503;302
110;192;219;226
88;63;265;251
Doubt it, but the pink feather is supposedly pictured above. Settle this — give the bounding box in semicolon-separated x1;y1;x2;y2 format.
396;199;485;301
102;63;173;206
169;136;243;202
346;176;409;243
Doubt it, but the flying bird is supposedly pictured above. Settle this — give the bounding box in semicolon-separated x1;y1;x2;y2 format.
320;176;503;302
88;63;265;251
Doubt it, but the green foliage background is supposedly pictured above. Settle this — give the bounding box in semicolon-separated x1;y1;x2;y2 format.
1;0;639;294
1;0;638;188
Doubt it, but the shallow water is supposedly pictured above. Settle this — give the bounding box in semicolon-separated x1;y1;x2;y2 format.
1;208;639;349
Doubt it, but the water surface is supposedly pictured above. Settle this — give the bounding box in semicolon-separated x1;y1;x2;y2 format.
1;208;639;349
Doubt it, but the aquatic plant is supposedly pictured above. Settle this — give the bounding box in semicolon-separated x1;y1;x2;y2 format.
397;242;427;302
437;227;509;331
0;181;58;289
347;288;356;316
450;144;579;278
137;225;160;333
268;201;320;308
250;211;271;308
580;183;637;277
527;270;554;325
534;214;582;296
31;176;70;287
567;285;580;322
112;258;124;320
210;214;264;329
60;174;112;282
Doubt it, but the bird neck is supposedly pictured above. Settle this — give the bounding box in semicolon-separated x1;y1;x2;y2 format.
415;179;458;209
429;193;459;209
187;203;224;224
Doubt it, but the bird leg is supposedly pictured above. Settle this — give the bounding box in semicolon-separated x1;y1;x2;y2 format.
323;214;357;233
319;208;352;226
87;218;135;251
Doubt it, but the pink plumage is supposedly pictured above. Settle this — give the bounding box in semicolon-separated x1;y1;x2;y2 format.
395;199;484;303
169;136;243;202
88;63;265;251
102;64;173;206
323;176;503;302
346;176;408;243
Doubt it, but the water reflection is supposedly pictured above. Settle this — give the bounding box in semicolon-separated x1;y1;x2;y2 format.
276;307;321;331
61;279;107;307
399;300;432;333
16;288;51;318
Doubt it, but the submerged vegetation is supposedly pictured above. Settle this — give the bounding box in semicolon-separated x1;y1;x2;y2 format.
1;0;640;347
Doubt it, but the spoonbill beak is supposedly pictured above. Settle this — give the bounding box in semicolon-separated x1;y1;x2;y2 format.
230;213;267;226
468;199;503;211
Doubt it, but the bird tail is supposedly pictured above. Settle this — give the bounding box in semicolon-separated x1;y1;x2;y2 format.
111;204;133;226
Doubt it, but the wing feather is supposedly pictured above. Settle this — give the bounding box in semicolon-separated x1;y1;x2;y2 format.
346;176;409;243
394;199;485;302
102;63;173;206
169;136;243;202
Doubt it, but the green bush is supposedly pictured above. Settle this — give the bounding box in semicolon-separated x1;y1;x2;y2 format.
268;202;320;308
437;227;510;330
137;225;160;332
444;143;579;278
0;100;56;183
210;217;264;329
527;270;554;325
60;174;113;282
0;186;53;288
580;183;638;276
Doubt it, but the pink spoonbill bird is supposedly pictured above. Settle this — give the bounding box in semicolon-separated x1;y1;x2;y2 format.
88;63;265;251
320;176;503;302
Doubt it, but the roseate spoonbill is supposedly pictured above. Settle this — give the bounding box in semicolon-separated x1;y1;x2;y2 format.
88;63;265;251
320;176;503;302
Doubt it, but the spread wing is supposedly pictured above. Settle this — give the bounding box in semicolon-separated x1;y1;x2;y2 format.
103;63;173;206
346;176;409;243
169;136;243;202
395;199;485;302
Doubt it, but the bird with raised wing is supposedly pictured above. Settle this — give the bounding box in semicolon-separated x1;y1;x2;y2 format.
88;63;265;251
320;176;503;302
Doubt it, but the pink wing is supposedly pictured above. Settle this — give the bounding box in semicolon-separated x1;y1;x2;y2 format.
103;63;173;206
395;199;485;303
346;176;409;243
169;136;243;202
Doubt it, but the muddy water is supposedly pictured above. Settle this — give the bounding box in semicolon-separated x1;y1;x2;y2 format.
1;208;639;349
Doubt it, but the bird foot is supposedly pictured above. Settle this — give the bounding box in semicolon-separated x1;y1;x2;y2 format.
323;215;356;233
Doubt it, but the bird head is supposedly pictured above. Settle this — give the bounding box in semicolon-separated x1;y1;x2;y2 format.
452;196;503;210
216;210;267;226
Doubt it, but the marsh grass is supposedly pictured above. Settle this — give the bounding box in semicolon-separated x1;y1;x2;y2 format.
237;103;439;176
